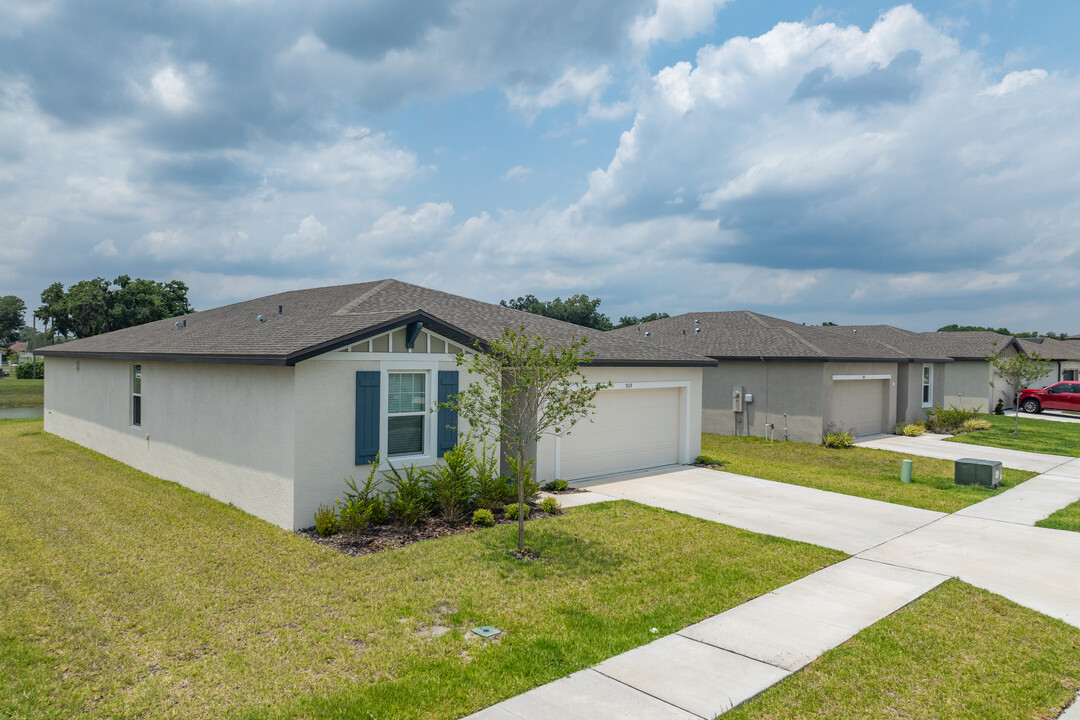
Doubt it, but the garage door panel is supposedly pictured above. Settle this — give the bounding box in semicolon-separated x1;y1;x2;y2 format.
561;388;680;480
830;380;886;437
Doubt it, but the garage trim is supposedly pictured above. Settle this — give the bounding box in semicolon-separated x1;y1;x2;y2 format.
832;374;892;381
554;380;692;479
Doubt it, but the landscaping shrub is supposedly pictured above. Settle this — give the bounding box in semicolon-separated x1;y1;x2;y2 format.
384;461;432;529
903;423;926;437
822;431;855;449
340;465;388;526
15;361;44;379
474;444;514;510
506;453;541;503
994;398;1005;415
539;496;561;515
426;442;476;523
337;498;372;532
926;404;980;433
471;508;495;527
961;418;992;433
542;478;569;491
314;504;339;537
893;422;906;436
504;502;531;520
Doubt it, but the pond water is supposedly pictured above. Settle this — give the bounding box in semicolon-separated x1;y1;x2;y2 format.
0;406;44;420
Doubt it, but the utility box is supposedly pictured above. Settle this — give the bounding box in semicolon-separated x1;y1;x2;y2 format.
732;386;744;413
954;458;1002;489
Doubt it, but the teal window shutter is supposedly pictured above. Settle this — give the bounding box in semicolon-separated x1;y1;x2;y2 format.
437;370;458;457
355;371;380;464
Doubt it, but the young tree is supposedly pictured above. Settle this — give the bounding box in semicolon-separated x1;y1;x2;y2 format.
446;326;610;554
988;350;1053;435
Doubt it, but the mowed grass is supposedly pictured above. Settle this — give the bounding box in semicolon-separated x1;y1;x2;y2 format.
946;413;1080;457
725;579;1080;720
0;420;843;720
1036;500;1080;532
700;434;1035;513
0;375;43;408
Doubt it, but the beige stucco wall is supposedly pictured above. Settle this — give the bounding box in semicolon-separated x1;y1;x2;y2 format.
44;357;297;528
703;361;826;443
942;360;1000;412
532;365;703;482
895;363;947;425
291;350;481;530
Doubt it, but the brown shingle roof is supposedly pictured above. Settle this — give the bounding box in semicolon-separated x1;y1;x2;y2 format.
915;331;1020;360
821;325;952;362
610;311;915;361
1016;337;1080;361
37;279;713;367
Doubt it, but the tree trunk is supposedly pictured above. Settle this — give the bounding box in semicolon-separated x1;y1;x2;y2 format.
516;450;525;552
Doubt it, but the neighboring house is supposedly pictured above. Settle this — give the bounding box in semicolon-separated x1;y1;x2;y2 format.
9;341;30;363
1016;337;1080;384
820;325;950;425
612;312;941;442
37;279;709;530
913;331;1023;412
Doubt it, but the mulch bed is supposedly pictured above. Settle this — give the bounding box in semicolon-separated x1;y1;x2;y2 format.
546;487;588;495
298;507;561;557
695;461;726;470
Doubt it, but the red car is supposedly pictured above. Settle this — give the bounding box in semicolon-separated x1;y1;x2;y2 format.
1019;382;1080;413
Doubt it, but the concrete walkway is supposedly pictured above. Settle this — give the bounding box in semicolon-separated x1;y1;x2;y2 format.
856;432;1073;473
465;451;1080;720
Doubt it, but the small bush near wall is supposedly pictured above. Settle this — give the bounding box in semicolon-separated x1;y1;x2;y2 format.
505;502;531;520
426;443;477;523
474;444;514;511
926;405;981;433
15;361;44;379
903;423;926;437
314;504;339;537
539;497;561;515
960;418;991;433
822;431;855;449
542;479;569;492
994;399;1005;415
384;462;433;529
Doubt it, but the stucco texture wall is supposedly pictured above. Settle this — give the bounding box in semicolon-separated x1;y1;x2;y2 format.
44;357;297;528
703;362;825;444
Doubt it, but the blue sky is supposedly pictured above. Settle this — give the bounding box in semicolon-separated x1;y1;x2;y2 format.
1;0;1078;332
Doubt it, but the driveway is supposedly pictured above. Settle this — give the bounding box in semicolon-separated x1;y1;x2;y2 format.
856;432;1072;473
574;466;942;554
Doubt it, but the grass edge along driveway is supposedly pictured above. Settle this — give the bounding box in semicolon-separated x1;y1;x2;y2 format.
945;412;1080;458
700;433;1035;514
725;579;1080;720
0;419;843;720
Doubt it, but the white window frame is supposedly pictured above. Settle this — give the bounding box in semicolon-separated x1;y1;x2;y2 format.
381;361;439;463
132;364;143;427
921;364;933;408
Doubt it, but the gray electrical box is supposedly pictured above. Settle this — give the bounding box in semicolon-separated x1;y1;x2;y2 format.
732;386;744;413
954;458;1002;489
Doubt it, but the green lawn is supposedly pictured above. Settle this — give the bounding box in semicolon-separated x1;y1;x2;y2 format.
700;434;1035;513
945;413;1080;457
1036;500;1080;532
0;375;43;408
0;419;843;720
725;579;1080;720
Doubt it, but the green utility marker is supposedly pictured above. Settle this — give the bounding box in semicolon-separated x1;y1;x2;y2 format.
472;626;502;638
901;459;912;484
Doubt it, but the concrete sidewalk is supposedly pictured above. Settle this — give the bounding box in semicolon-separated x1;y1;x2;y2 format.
857;433;1073;473
466;559;948;720
464;449;1080;720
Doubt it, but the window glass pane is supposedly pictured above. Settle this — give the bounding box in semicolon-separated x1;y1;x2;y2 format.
133;365;142;394
387;416;423;455
132;395;142;427
388;373;425;414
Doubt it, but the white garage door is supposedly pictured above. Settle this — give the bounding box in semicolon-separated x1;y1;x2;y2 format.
560;388;681;480
830;380;887;437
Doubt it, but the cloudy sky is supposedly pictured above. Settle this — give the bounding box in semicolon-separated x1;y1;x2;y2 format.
2;1;1079;332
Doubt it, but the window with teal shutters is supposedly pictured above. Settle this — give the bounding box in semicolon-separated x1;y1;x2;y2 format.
437;370;458;457
355;371;380;464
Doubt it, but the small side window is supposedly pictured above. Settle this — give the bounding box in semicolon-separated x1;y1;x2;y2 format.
132;364;142;427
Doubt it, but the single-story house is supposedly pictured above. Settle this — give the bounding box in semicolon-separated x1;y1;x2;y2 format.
612;312;947;442
1016;337;1080;383
8;341;31;362
38;279;710;530
912;331;1027;412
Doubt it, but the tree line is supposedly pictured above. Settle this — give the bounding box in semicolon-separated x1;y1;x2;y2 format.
500;294;668;331
1;276;193;347
936;324;1070;341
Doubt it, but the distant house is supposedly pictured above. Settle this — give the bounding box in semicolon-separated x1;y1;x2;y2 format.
613;312;947;442
1015;337;1080;384
9;341;30;363
38;280;710;530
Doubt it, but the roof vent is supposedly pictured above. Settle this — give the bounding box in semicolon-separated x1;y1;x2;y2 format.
257;315;268;324
852;329;857;333
174;321;181;330
695;327;701;333
278;305;283;315
183;319;186;327
694;319;699;325
644;331;651;337
682;329;686;335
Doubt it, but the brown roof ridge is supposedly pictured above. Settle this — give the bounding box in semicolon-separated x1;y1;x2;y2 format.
333;278;395;316
778;326;825;357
